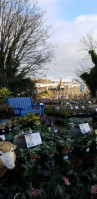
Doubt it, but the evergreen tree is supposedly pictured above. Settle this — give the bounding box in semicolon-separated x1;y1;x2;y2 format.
80;50;97;97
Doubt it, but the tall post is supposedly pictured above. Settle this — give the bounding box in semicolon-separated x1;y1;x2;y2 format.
0;0;1;50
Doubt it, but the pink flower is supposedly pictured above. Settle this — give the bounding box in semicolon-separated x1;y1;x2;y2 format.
32;188;42;197
29;154;37;162
91;185;97;194
63;146;70;154
62;176;71;186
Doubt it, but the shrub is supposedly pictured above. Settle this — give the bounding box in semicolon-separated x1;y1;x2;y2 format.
0;103;14;119
0;87;12;103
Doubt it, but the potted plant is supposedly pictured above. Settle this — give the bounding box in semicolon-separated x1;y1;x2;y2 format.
40;140;56;168
74;134;92;157
55;131;74;161
12;119;18;127
6;120;12;130
0;123;6;133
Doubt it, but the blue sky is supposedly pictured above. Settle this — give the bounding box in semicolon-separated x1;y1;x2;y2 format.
58;0;97;21
38;0;97;81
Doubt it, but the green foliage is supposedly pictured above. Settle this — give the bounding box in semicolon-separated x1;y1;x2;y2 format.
74;133;93;149
0;122;97;198
69;117;87;124
0;103;14;119
0;87;12;103
80;50;97;97
2;77;37;98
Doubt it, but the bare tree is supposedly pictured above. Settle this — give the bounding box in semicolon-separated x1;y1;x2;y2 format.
74;33;96;81
75;33;97;96
0;0;53;81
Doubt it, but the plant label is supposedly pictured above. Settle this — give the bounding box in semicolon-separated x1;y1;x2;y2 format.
79;123;91;134
81;106;85;109
75;106;78;109
25;132;42;148
2;130;5;133
55;106;59;111
86;148;89;152
63;155;68;160
70;106;73;110
0;135;5;140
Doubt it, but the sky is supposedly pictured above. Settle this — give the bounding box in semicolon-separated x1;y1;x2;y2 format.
38;0;97;81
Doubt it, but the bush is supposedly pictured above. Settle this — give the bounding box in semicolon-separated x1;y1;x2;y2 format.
0;87;12;103
0;103;14;119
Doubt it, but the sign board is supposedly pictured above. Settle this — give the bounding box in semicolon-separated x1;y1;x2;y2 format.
80;83;86;93
25;132;42;148
79;123;91;134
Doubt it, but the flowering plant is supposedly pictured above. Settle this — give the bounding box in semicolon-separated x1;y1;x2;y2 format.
91;185;97;194
62;176;71;186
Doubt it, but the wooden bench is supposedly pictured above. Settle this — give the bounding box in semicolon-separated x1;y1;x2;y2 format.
6;96;44;117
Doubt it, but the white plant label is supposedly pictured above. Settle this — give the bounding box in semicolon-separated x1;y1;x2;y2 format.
0;135;5;140
63;155;68;160
86;148;89;152
25;132;42;148
79;123;91;134
2;130;5;133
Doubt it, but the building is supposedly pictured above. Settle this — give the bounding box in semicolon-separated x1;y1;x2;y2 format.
35;78;90;100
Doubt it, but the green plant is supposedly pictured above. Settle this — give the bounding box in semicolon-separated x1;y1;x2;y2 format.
69;117;87;124
74;134;93;149
40;140;56;157
18;113;40;127
55;131;74;153
0;123;6;130
0;87;12;103
0;103;14;119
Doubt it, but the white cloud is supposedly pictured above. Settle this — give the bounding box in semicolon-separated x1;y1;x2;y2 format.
31;1;97;81
46;15;97;81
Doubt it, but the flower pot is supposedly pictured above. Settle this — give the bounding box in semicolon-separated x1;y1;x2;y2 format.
13;133;27;149
70;125;81;138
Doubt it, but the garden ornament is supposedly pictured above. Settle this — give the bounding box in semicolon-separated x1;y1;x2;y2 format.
0;141;16;177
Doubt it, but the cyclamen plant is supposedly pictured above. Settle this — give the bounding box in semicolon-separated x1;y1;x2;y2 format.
91;185;97;194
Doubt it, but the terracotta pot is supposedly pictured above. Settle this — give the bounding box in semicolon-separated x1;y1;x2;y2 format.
13;133;27;149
